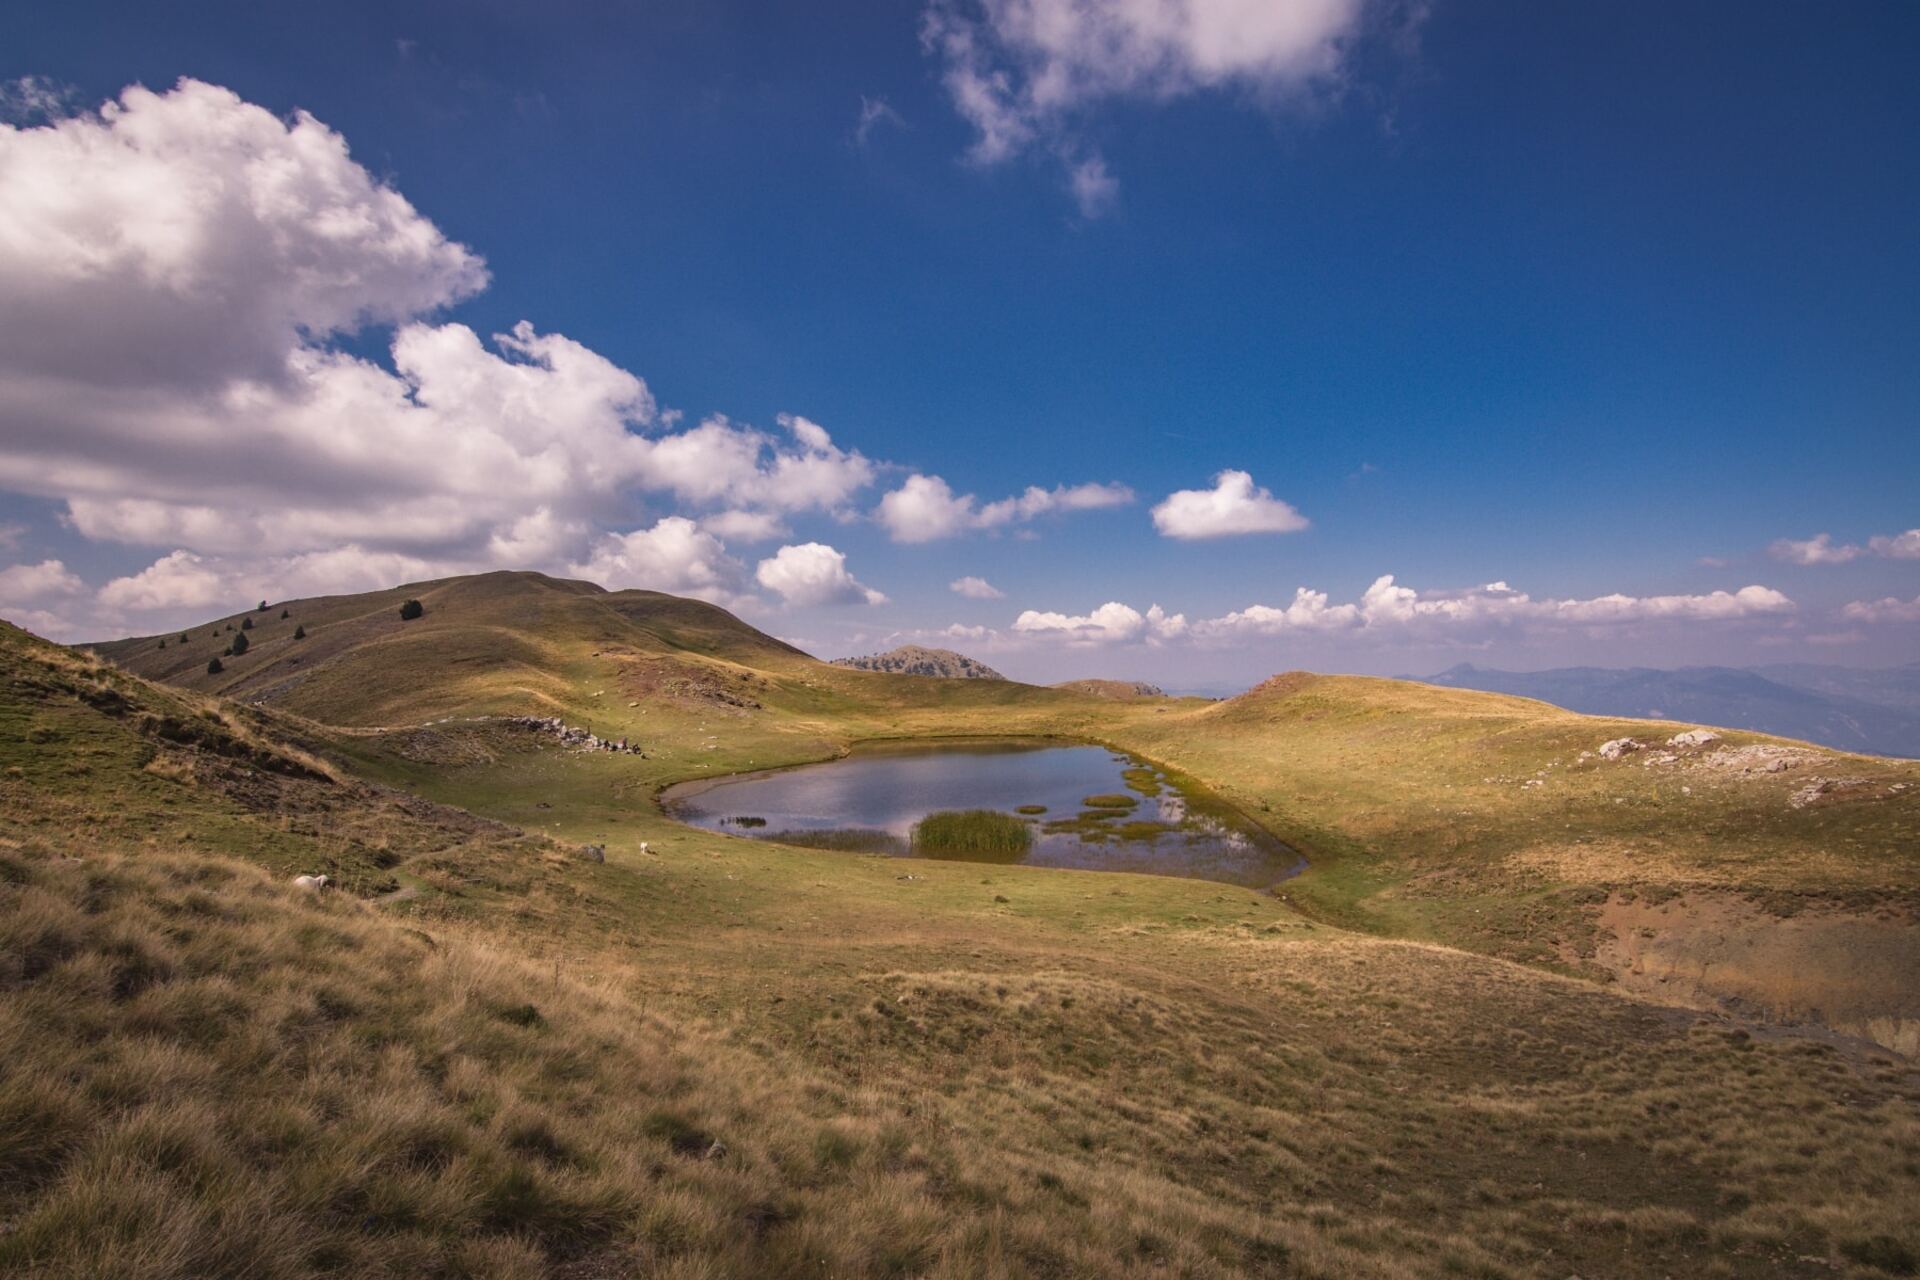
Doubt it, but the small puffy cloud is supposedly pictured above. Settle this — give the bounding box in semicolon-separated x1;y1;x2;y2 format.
876;473;1133;542
0;558;84;605
570;517;749;605
923;0;1380;210
1150;470;1308;540
1770;533;1863;565
1068;153;1119;218
1841;595;1920;624
755;543;887;607
1769;528;1920;565
1868;529;1920;559
1013;601;1186;646
950;575;1005;599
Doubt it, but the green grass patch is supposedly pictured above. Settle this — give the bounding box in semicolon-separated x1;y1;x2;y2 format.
1015;804;1048;815
1081;794;1138;810
911;810;1033;860
1120;768;1163;797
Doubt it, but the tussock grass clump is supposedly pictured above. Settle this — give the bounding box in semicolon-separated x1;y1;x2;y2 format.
1081;793;1138;810
911;809;1032;859
764;827;903;854
1015;804;1048;815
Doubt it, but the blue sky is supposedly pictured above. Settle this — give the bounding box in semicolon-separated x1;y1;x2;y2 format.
0;0;1916;686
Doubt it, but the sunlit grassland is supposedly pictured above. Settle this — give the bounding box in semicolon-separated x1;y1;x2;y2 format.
12;572;1913;1275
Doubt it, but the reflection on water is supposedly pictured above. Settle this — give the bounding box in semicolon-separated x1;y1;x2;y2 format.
662;740;1303;888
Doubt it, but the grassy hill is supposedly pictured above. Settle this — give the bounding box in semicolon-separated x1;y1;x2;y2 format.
89;574;1920;1050
6;575;1918;1276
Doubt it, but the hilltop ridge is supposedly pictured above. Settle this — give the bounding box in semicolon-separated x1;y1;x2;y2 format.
1419;661;1920;758
831;644;1006;680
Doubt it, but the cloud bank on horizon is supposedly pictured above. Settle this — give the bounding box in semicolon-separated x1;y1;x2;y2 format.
0;73;1907;671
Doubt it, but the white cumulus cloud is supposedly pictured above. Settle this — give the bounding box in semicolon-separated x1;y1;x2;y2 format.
1013;601;1187;645
950;575;1006;599
923;0;1381;211
1769;533;1863;565
0;79;895;637
1841;595;1920;624
569;518;750;606
0;558;85;604
1151;470;1309;539
1769;527;1920;565
1868;529;1920;559
876;473;1133;542
969;576;1797;651
755;543;887;607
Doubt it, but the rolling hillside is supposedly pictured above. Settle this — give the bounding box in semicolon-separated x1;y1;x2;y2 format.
9;599;1920;1277
1419;662;1920;759
83;573;1920;1053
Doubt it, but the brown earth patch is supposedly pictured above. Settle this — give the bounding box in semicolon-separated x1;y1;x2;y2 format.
1589;891;1920;1055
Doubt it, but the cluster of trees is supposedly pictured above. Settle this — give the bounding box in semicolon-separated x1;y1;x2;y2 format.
175;600;312;676
167;593;428;681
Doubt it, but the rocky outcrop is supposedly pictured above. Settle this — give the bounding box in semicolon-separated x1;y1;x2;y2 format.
1668;729;1720;748
502;715;642;755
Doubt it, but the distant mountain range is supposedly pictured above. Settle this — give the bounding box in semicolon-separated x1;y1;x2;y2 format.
1416;662;1920;759
830;645;1006;680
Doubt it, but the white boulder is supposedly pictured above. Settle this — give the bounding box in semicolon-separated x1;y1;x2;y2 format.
1669;729;1720;748
1598;738;1643;761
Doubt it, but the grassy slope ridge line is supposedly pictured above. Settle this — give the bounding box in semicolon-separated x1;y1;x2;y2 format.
2;586;1917;1275
92;572;1920;1052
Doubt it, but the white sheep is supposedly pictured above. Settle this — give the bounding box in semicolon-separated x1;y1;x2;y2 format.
639;841;652;856
293;873;331;892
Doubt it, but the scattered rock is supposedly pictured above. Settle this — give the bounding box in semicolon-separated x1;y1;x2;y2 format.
578;843;606;863
1598;738;1642;761
1790;777;1871;810
993;894;1010;904
1697;744;1826;775
501;715;643;755
1669;729;1720;748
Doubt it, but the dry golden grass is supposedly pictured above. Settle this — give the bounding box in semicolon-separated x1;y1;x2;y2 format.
5;840;1919;1279
4;580;1915;1276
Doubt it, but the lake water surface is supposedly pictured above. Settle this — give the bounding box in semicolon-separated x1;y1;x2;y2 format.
662;740;1304;888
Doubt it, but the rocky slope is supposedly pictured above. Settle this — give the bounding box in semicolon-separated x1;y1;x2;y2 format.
831;644;1005;680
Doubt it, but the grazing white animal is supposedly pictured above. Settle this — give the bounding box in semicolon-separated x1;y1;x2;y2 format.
638;841;651;855
293;873;331;891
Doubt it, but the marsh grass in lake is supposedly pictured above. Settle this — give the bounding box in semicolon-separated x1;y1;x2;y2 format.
663;740;1305;888
763;827;903;854
911;809;1032;860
